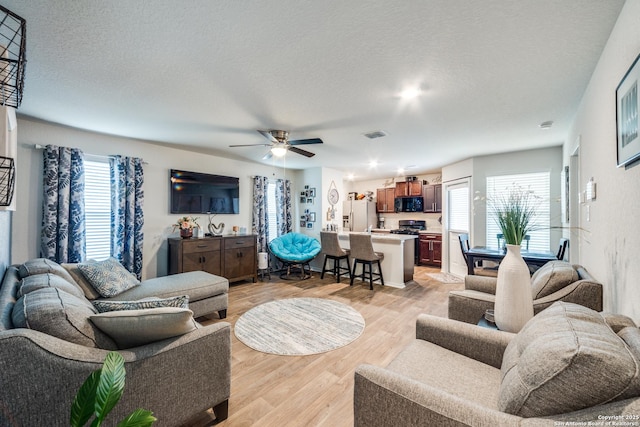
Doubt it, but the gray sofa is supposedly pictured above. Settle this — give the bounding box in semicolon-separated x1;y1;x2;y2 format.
0;259;231;426
354;302;640;426
448;261;603;324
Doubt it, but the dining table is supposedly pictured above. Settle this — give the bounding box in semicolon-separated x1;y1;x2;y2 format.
465;246;557;276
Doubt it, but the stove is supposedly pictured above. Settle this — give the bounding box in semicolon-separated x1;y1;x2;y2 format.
390;220;426;264
390;220;426;235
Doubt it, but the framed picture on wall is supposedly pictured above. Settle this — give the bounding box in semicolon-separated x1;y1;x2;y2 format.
616;52;640;167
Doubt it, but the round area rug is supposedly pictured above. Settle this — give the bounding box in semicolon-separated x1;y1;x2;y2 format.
234;297;365;356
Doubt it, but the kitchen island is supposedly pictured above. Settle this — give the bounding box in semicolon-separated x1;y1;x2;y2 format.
338;232;417;288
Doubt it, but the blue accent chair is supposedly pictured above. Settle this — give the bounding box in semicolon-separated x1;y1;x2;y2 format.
269;232;321;280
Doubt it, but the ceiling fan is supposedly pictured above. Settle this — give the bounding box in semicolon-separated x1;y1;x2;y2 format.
229;130;323;160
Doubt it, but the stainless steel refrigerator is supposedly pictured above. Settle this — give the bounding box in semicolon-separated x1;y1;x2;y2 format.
342;199;377;232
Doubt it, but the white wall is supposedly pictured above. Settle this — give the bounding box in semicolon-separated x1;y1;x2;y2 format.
13;117;295;279
471;146;564;248
440;147;563;275
299;167;346;271
565;0;640;322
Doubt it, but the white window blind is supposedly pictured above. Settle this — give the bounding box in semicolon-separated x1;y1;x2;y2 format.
486;172;550;252
267;181;278;242
448;185;469;232
84;160;111;260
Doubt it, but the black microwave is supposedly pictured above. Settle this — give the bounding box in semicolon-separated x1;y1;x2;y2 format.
395;197;424;212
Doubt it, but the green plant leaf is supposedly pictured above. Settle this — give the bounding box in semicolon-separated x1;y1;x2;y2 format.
94;352;127;424
116;409;157;427
70;369;101;427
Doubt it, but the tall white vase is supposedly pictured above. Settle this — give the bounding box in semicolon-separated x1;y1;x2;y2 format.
494;244;533;332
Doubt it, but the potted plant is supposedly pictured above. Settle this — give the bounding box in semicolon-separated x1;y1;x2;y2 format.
487;184;539;332
173;216;199;239
489;184;538;249
70;351;156;427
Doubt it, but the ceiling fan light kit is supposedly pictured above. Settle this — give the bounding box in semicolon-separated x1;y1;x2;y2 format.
271;145;287;157
229;129;323;159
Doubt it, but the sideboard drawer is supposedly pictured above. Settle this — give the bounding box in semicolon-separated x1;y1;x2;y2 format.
224;236;255;249
182;239;222;254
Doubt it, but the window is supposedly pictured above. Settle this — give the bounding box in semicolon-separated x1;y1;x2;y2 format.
84;160;111;260
448;184;469;232
486;172;550;252
267;181;278;242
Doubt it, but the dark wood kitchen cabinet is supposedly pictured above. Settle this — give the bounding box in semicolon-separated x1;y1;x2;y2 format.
395;181;422;197
376;188;395;213
419;233;442;266
169;235;257;283
423;184;442;213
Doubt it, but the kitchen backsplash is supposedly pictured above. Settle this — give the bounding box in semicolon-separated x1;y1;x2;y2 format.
377;212;442;232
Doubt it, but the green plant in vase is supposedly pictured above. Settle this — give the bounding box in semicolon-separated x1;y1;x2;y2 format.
488;184;539;247
70;351;156;427
486;183;540;332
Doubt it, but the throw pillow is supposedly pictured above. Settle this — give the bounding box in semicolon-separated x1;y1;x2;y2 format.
90;307;199;349
77;258;140;298
18;273;86;299
61;263;102;300
498;302;640;417
18;258;78;285
92;295;189;313
530;261;579;299
11;287;117;350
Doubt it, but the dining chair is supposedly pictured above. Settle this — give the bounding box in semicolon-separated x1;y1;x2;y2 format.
459;233;498;277
349;233;384;290
320;231;352;282
557;238;569;261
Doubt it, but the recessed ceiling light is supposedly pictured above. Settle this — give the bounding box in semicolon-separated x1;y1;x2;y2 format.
397;168;405;175
369;160;378;168
400;87;422;100
539;120;554;130
346;173;355;180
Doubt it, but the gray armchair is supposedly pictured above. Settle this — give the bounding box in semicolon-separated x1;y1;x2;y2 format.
354;303;640;426
448;261;602;324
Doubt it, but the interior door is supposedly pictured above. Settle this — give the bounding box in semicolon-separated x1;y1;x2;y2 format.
446;180;470;277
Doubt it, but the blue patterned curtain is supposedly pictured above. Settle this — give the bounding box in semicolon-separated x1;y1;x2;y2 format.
252;176;269;252
110;156;144;279
275;178;292;235
41;145;86;263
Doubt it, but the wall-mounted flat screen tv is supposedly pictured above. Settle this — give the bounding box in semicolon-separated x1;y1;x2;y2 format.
170;169;239;214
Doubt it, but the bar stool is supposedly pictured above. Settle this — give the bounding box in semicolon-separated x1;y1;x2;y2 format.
349;233;384;290
320;231;352;282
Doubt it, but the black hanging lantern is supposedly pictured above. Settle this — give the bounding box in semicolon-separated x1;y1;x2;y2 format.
0;5;26;108
0;156;14;206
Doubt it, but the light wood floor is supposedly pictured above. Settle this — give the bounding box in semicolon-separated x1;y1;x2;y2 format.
184;266;463;427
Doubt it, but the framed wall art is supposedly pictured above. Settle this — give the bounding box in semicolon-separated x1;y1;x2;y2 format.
616;53;640;167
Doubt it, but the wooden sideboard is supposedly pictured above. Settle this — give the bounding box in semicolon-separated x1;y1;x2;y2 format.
169;235;257;283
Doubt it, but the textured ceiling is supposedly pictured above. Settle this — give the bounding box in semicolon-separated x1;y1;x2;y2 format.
2;0;626;180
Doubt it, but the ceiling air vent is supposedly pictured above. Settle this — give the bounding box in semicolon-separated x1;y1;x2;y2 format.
363;130;387;139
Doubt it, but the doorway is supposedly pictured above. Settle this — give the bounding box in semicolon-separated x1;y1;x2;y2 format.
445;179;470;277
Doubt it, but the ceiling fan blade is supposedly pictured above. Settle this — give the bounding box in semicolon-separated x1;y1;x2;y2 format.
262;150;273;160
257;130;278;143
289;138;323;145
229;143;271;147
288;146;316;157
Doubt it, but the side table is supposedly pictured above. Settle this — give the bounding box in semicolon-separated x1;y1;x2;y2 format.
477;317;498;330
